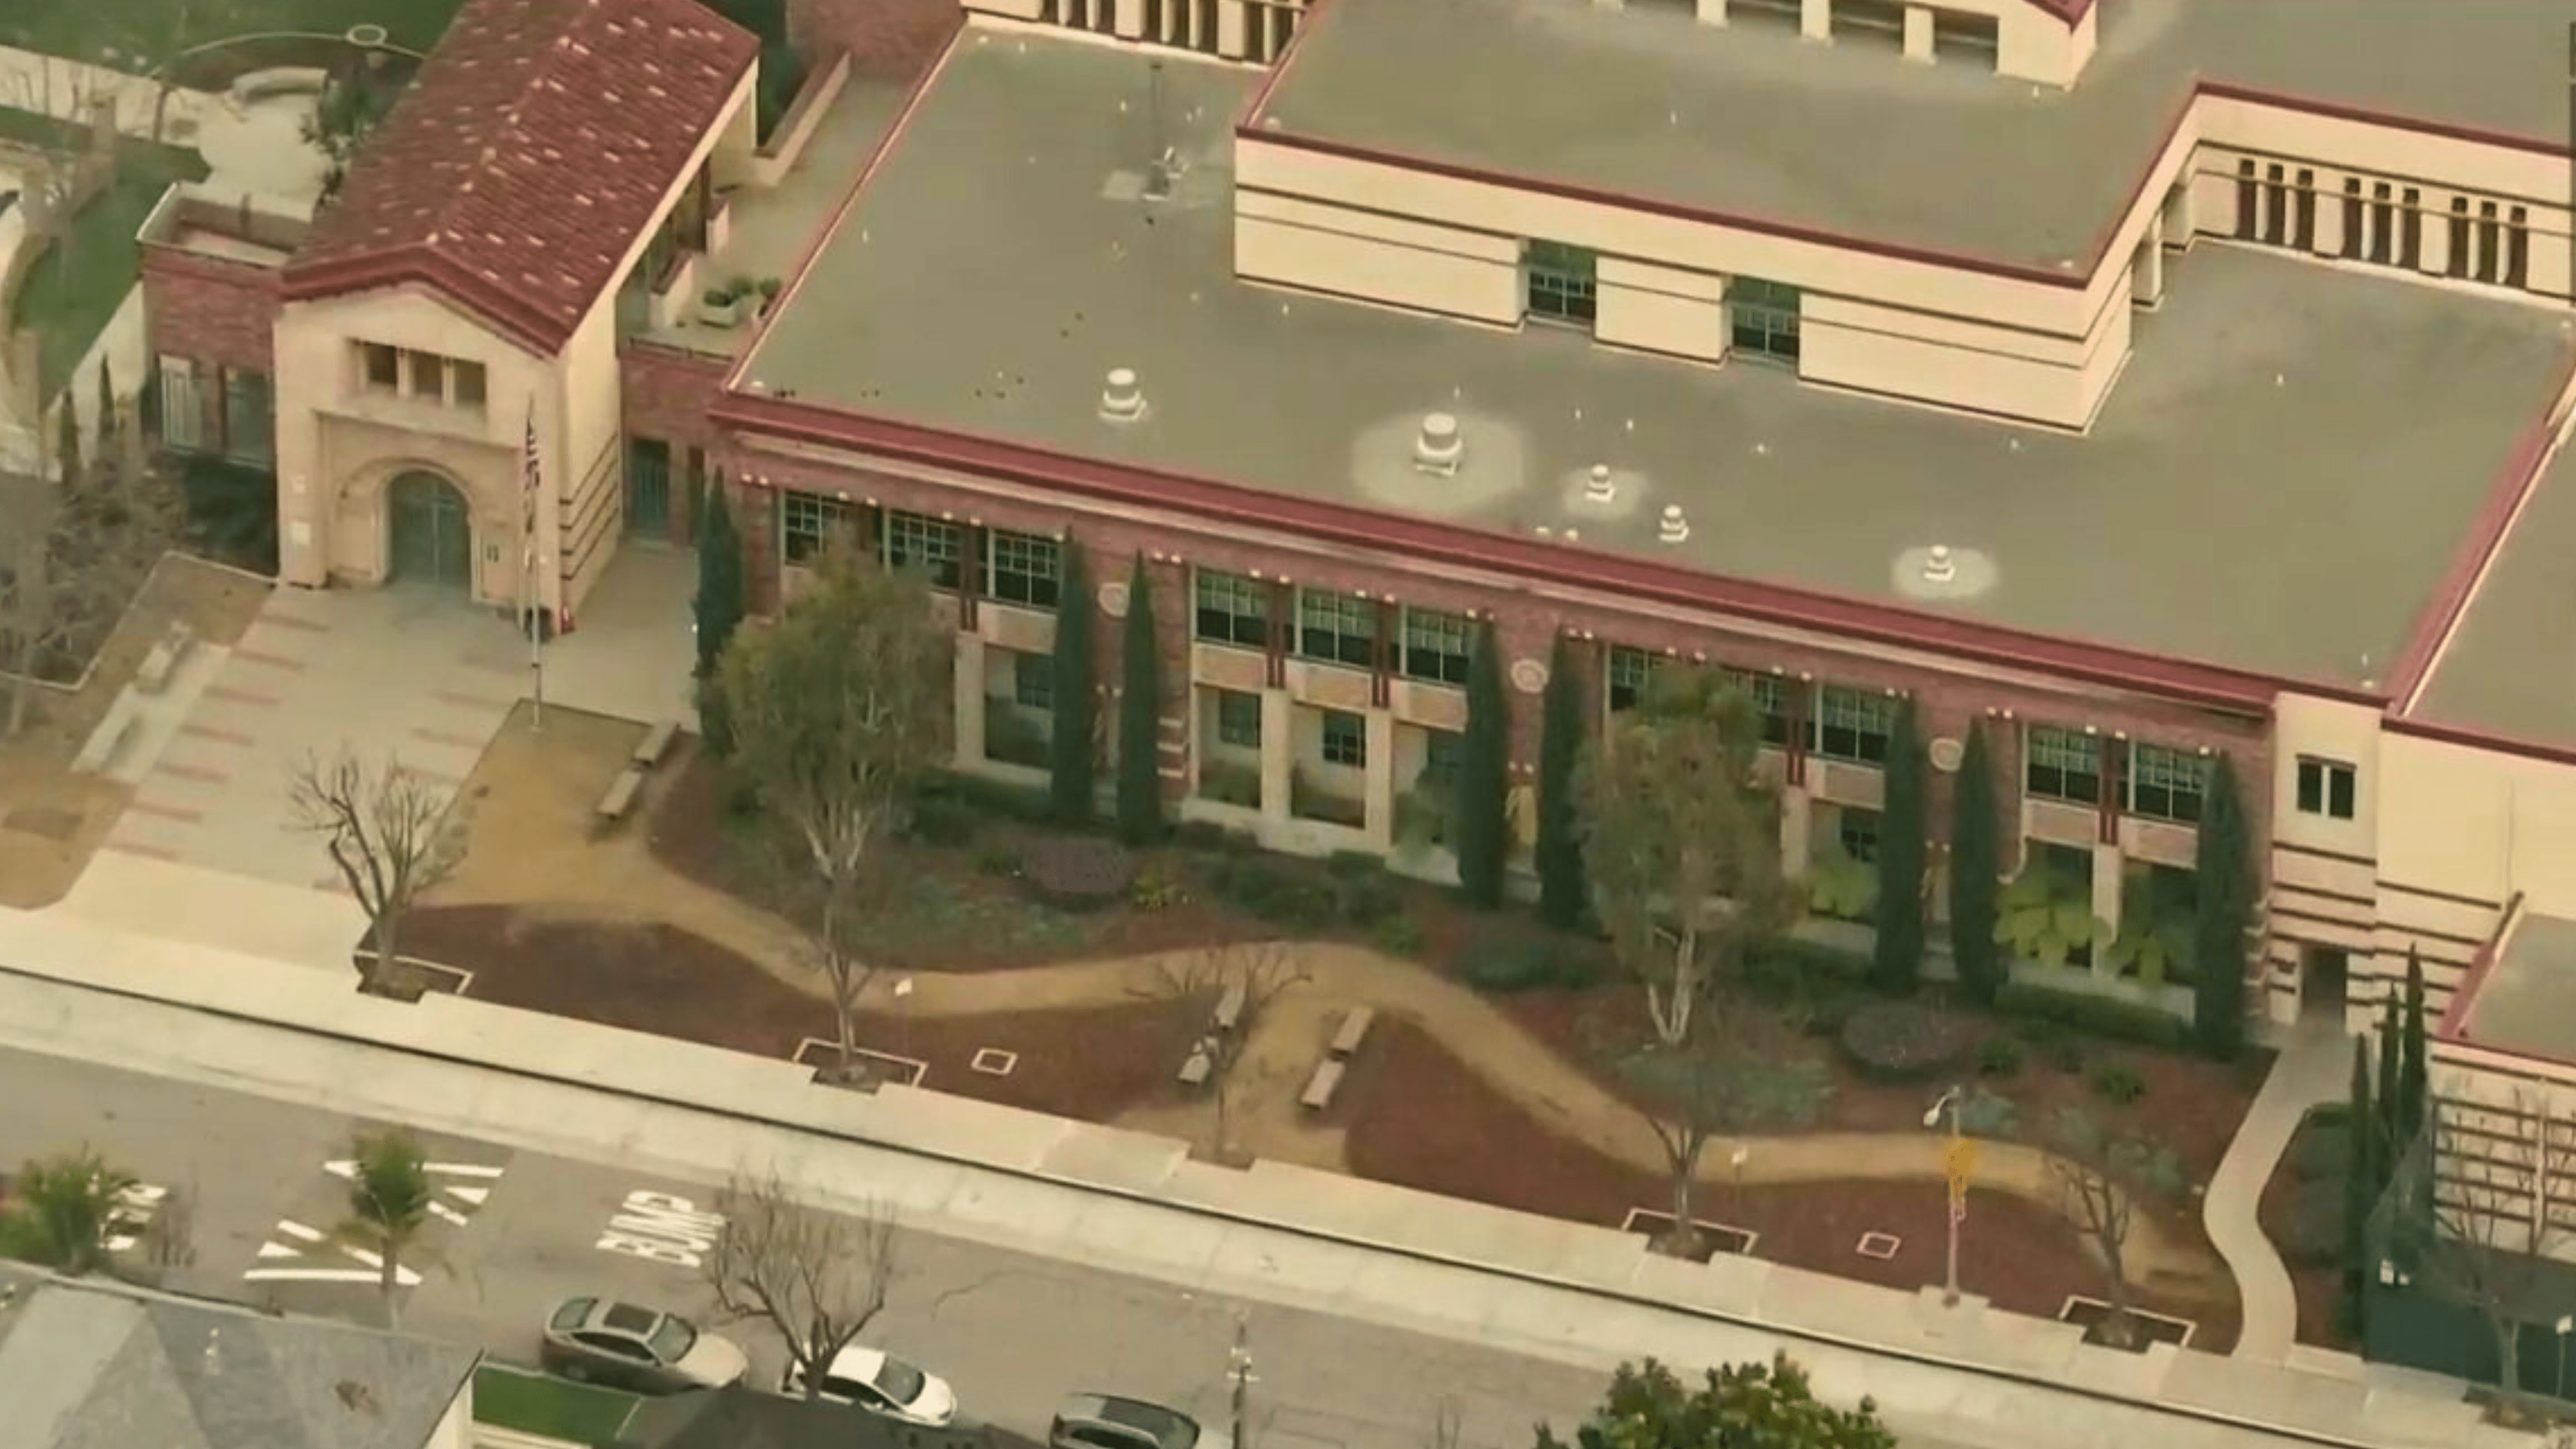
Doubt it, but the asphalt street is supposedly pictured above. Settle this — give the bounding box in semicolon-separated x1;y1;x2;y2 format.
0;1046;1606;1449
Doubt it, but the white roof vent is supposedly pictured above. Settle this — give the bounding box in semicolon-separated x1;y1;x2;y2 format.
1101;368;1146;422
1658;506;1689;544
1413;412;1463;475
1583;464;1615;503
1922;545;1957;583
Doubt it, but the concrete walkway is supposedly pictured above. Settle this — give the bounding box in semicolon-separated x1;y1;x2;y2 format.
2204;1019;2351;1361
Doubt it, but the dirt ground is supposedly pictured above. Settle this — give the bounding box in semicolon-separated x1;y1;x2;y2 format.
2258;1114;2354;1350
1342;1019;2244;1352
0;554;269;907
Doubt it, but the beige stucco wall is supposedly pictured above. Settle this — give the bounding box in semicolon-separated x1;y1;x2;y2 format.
427;1379;473;1449
2381;730;2576;916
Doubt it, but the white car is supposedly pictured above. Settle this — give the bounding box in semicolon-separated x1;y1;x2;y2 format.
782;1343;959;1425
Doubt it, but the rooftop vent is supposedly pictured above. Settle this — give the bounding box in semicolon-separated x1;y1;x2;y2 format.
1414;412;1463;476
1583;464;1616;504
1921;545;1957;584
1658;506;1689;544
1101;368;1146;422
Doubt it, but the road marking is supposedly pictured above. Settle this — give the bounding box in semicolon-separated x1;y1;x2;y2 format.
102;1182;167;1254
597;1191;726;1269
321;1158;504;1222
276;1220;325;1242
430;1202;469;1226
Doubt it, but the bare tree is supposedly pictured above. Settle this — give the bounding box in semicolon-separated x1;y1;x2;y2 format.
289;750;465;994
2044;1107;2187;1349
703;1165;900;1400
128;1181;198;1287
1577;667;1799;1050
719;542;951;1078
1598;1005;1830;1258
2394;1092;2576;1415
1144;942;1309;1165
0;57;120;307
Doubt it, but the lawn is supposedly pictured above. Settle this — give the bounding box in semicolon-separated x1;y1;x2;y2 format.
472;1364;639;1446
2;108;209;394
0;0;465;68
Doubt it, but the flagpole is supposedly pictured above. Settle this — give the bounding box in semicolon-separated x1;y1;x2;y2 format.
524;398;546;731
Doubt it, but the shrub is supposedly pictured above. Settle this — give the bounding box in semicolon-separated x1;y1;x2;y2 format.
943;773;1054;824
1550;940;1611;990
1785;981;1863;1039
1372;916;1425;956
1328;860;1402;926
2293;1118;2353;1182
1745;938;1873;1001
1975;1036;2023;1078
905;795;974;847
1994;982;2192;1052
1464;937;1560;994
1839;1002;1972;1081
2284;1178;2344;1265
2049;1040;2087;1074
1021;836;1137;911
2090;1063;2148;1105
1325;850;1381;878
1201;856;1335;927
1958;1086;2020;1141
2305;1101;2355;1132
972;845;1019;878
1130;864;1188;911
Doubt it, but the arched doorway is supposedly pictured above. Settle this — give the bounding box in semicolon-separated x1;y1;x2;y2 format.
387;471;473;589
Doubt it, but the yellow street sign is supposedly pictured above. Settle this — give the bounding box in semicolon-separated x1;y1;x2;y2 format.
1944;1137;1980;1182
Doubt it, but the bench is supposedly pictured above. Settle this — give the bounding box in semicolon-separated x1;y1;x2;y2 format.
1300;1059;1347;1112
633;718;680;770
1211;980;1248;1034
229;67;328;108
1177;1044;1213;1086
595;767;646;823
133;623;194;696
71;694;142;776
1330;1005;1376;1059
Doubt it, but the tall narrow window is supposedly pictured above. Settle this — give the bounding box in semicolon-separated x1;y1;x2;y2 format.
986;530;1062;609
452;360;487;410
1192;569;1269;648
1195;0;1218;51
2340;179;2363;260
1814;687;1895;766
2477;202;2503;283
1400;607;1472;685
2233;160;2259;240
359;342;399;391
2291;169;2316;251
1607;646;1663;713
2369;184;2394;265
158;355;204;451
1295;588;1377;669
223;370;274;467
2024;726;2102;806
2399;187;2422;270
2448;197;2473;278
2261;165;2287;246
2508;206;2532;289
409;351;445;401
2128;745;2208;825
884;510;963;589
781;492;853;565
1524;242;1598;327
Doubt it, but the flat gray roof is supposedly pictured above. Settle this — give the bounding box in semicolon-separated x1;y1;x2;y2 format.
2459;914;2576;1064
1256;0;2568;270
744;29;2575;688
2414;442;2576;745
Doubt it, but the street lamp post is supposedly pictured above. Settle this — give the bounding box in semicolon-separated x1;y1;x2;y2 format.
1925;1085;1966;1307
1227;1314;1256;1449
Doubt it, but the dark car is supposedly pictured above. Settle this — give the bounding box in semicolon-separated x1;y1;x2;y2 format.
1048;1394;1227;1449
537;1296;748;1396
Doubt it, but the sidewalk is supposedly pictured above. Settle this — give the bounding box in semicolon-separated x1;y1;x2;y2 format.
0;902;2537;1449
2205;1021;2350;1361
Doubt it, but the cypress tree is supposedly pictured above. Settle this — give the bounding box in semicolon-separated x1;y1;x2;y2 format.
2190;754;2254;1059
2399;947;2428;1148
1947;722;2004;1005
97;359;116;447
1114;555;1165;845
694;484;745;681
1048;545;1096;823
55;400;80;486
1873;697;1927;996
1535;634;1587;931
2340;1036;2376;1341
1453;618;1511;908
2376;994;2405;1164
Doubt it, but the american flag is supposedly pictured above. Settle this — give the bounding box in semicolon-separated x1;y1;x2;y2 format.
522;400;542;634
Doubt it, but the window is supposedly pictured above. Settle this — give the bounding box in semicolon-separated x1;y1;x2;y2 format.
2508;206;2532;289
2261;165;2287;245
2369;184;2394;265
2399;188;2423;269
222;368;274;466
1814;686;1893;764
2128;744;2207;824
1296;588;1376;669
157;355;203;451
1401;607;1471;685
1525;241;1597;326
2025;726;2101;805
1193;569;1269;648
1320;710;1367;767
884;511;962;589
1215;689;1262;748
453;360;487;410
987;529;1062;609
1719;667;1793;747
2233;160;2259;240
1012;652;1054;711
781;491;853;564
359;342;399;390
2448;197;2472;278
1730;277;1802;365
1420;729;1463;788
2291;169;2316;251
1837;806;1881;864
2296;757;2357;820
409;351;445;401
2477;202;2502;283
2339;179;2363;260
1607;645;1662;712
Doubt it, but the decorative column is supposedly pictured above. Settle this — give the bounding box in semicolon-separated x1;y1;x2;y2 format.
957;522;984;632
1370;598;1398;707
1901;5;1932;61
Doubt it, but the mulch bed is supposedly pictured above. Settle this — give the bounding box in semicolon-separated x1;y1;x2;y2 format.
2257;1118;2354;1351
1340;1019;2242;1352
400;905;1202;1122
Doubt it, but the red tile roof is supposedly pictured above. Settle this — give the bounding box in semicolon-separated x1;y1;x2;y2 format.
282;0;757;355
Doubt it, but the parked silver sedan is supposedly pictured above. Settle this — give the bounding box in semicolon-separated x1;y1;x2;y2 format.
538;1296;748;1396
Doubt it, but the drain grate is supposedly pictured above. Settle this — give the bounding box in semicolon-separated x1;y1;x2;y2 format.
970;1048;1018;1077
1855;1231;1902;1260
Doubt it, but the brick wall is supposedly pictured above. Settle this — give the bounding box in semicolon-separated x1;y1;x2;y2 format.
788;0;961;77
141;249;282;374
622;343;735;547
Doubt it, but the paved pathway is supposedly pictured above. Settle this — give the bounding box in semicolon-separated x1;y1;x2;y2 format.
2204;1018;2350;1361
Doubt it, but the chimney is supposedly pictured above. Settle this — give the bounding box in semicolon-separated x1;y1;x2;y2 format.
1658;505;1688;544
1100;368;1145;421
1412;412;1463;476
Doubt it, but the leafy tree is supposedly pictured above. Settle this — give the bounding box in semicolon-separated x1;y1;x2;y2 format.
1048;545;1097;823
333;1130;439;1329
1579;667;1799;1050
1871;697;1926;996
2340;1037;2376;1340
719;544;951;1077
1607;1017;1831;1258
694;482;745;681
1115;554;1164;844
1535;634;1588;931
301;61;391;204
1454;618;1511;909
2399;947;2428;1148
1947;723;2003;1005
2189;754;2255;1058
1535;1355;1895;1449
0;1147;135;1276
2045;1108;2187;1349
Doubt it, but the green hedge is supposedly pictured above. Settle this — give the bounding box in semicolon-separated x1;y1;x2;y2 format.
1993;981;2191;1051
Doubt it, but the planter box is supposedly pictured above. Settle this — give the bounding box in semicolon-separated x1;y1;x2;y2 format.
697;296;745;328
